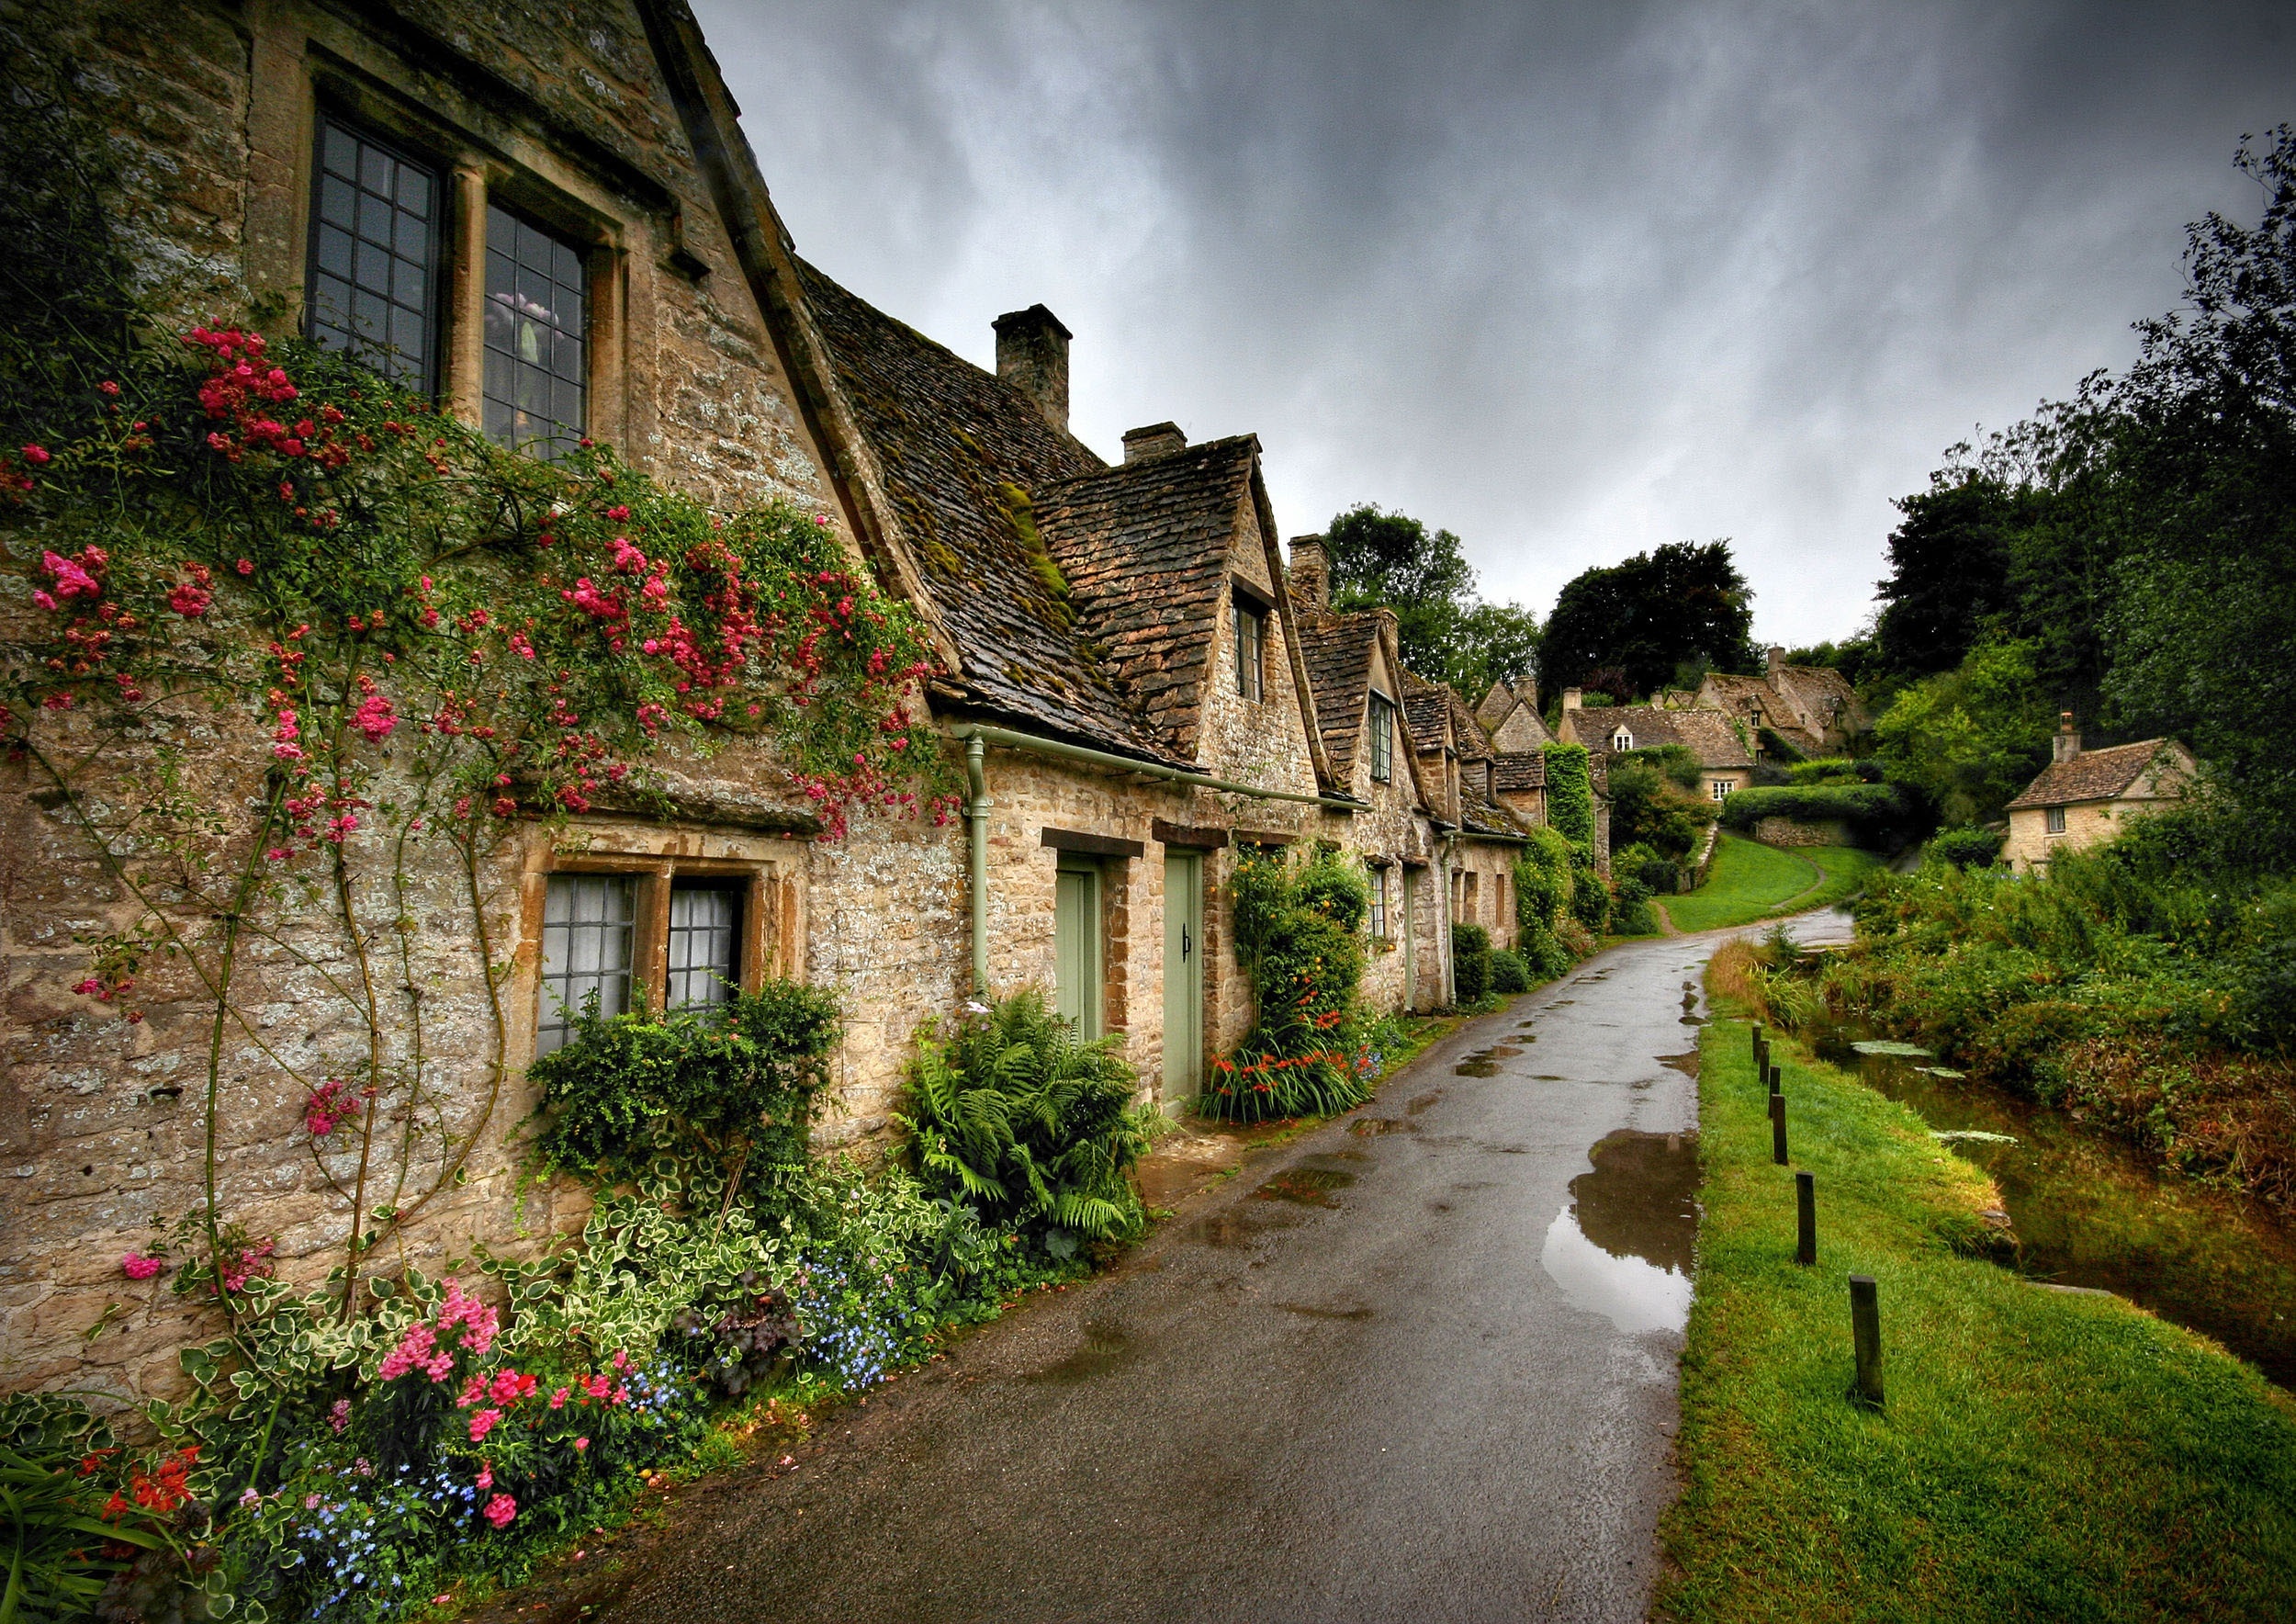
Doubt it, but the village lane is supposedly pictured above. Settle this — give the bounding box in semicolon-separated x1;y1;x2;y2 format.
566;917;1851;1624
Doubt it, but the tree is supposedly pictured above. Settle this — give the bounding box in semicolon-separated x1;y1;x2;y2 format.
1538;540;1757;697
1606;750;1718;861
2092;125;2296;862
1322;503;1539;694
1872;639;2055;826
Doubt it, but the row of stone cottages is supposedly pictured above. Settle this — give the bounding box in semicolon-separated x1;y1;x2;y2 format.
0;0;1588;1394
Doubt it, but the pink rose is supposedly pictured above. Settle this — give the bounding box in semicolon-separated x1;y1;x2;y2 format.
481;1492;516;1528
120;1251;164;1281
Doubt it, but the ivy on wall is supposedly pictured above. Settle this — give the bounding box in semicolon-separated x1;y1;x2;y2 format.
1542;741;1594;857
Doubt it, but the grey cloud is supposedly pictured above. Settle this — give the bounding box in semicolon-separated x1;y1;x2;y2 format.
696;0;2293;645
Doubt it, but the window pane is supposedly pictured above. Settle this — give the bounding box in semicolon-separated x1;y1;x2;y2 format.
306;117;439;395
320;173;356;229
482;203;589;457
667;885;740;1009
537;874;636;1054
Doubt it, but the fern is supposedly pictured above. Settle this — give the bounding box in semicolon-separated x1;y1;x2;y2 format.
897;990;1151;1243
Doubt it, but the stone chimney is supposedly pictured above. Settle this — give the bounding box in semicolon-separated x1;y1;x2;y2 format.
1121;422;1187;463
1562;687;1582;713
992;304;1071;433
1288;536;1332;612
2053;711;2081;764
1766;645;1785;675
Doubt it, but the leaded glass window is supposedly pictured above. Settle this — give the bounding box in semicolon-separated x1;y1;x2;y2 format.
1368;694;1395;784
1234;601;1264;702
1367;863;1389;941
536;875;636;1054
484;206;588;456
307;116;440;389
666;884;741;1009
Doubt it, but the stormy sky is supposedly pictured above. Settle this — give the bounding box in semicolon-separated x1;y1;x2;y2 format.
694;1;2293;648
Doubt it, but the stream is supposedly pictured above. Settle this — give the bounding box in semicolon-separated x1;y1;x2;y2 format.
1807;1020;2296;1390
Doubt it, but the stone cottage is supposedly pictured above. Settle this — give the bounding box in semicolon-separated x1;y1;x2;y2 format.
2001;715;2196;874
0;0;1470;1394
1284;541;1454;1010
1555;689;1755;804
1399;674;1535;951
1697;648;1869;759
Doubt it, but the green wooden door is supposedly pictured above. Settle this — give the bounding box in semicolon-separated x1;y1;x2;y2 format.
1054;858;1102;1037
1161;851;1203;1107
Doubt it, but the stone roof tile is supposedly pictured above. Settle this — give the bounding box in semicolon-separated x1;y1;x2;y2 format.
2005;740;2183;810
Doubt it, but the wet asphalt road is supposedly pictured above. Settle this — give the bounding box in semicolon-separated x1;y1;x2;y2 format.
579;919;1849;1624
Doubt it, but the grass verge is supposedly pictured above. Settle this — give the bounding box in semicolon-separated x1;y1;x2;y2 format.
1660;1013;2296;1621
1659;836;1880;933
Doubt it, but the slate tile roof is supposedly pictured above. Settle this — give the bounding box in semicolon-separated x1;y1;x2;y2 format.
1579;704;1753;770
794;261;1177;761
1493;751;1547;793
1402;684;1453;754
1296;615;1380;779
2005;740;2184;810
1034;438;1259;760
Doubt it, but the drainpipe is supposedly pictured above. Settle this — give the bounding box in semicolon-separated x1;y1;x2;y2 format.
964;733;990;997
1440;830;1459;1008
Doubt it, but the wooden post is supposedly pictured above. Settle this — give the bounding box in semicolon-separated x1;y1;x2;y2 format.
1850;1275;1884;1406
1750;1023;1764;1064
1795;1171;1816;1266
1770;1092;1788;1165
1767;1062;1781;1097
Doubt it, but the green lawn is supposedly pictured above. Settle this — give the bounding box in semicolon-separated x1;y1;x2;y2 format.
1661;1014;2296;1622
1658;835;1884;933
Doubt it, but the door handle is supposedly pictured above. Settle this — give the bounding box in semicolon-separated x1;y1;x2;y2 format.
1181;925;1192;959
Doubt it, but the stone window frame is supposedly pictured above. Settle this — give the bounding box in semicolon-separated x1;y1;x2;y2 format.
246;22;633;455
2044;805;2068;835
516;837;800;1066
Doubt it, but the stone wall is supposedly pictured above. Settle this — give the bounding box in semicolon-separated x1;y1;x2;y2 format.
1752;817;1856;850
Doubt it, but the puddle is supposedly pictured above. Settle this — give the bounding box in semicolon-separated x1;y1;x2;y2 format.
1275;1300;1375;1322
1033;1320;1132;1382
1658;1052;1700;1077
1192;1202;1302;1247
1406;1092;1442;1114
1816;1019;2296;1389
1253;1166;1356;1206
1532;1074;1568;1081
1453;1063;1498;1077
1350;1116;1416;1135
1539;1129;1699;1335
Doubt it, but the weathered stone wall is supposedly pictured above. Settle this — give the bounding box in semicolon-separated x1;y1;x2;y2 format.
0;0;866;1397
2003;802;2118;874
1452;839;1520;951
1752;816;1855;850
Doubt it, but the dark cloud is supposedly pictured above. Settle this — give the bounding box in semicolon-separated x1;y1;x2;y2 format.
695;0;2294;644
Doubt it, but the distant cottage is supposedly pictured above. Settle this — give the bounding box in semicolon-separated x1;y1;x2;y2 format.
2002;715;2196;874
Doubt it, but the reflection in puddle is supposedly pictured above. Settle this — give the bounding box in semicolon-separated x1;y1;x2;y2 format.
1253;1166;1356;1206
1454;1062;1498;1077
1658;1052;1700;1077
1540;1129;1699;1335
1350;1116;1416;1135
1407;1092;1442;1114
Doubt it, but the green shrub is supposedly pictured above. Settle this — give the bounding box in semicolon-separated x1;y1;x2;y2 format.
1452;922;1491;957
527;981;839;1183
1789;756;1882;785
1454;946;1490;1003
1615;840;1681;895
1488;949;1531;994
1614;875;1661;936
1717;782;1917;844
901;989;1151;1249
1205;847;1377;1122
1570;863;1613;933
1522;929;1575;981
1622;743;1704;791
1927;825;2007;869
1514;827;1573;930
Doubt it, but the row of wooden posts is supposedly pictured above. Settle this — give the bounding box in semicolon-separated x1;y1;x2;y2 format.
1753;1021;1885;1409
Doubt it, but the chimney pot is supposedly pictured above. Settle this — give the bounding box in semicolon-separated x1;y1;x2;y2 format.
1288;535;1332;612
2054;711;2081;764
1562;686;1582;713
1766;645;1785;675
993;304;1072;434
1121;422;1187;463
